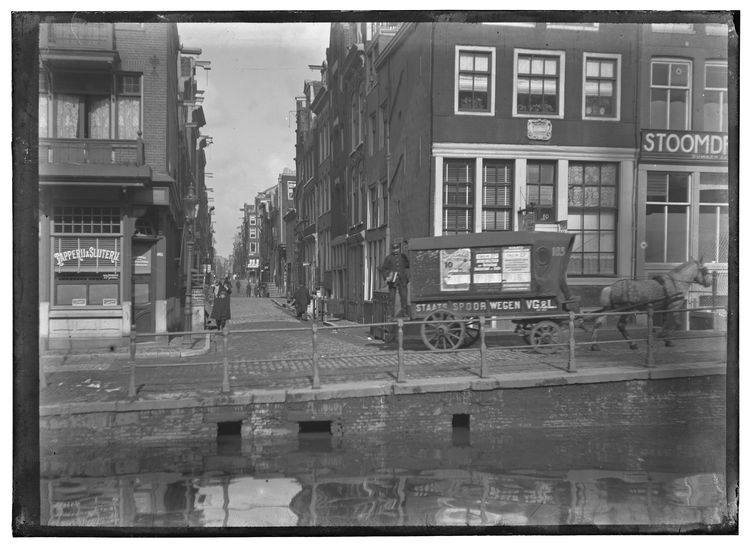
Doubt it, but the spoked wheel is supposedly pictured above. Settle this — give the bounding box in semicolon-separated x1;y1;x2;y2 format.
460;317;481;348
420;310;466;351
529;320;564;354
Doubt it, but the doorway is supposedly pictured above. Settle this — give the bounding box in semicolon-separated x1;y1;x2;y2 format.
132;240;155;341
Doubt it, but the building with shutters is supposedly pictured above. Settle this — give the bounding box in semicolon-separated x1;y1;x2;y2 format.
38;22;212;349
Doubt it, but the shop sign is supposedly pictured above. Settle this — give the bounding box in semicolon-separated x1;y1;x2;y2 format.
54;247;120;267
641;129;728;163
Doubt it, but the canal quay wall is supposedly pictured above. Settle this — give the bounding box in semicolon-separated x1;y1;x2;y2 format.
40;368;726;452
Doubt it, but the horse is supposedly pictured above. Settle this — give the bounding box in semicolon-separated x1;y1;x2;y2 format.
589;259;712;351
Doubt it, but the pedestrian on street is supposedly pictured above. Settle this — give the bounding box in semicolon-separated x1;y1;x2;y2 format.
236;280;241;294
246;281;252;297
379;241;411;320
210;277;232;330
293;283;311;320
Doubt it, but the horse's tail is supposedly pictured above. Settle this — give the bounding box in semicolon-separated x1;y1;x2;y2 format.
599;286;613;310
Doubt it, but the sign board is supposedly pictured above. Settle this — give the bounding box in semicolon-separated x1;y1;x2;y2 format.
640;129;728;164
71;298;86;306
102;298;118;306
133;254;151;274
413;297;558;316
502;246;531;292
527;119;552;141
191;288;205;306
440;248;471;292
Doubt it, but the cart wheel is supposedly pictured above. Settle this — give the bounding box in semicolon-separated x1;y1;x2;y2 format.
529;320;564;354
460;317;481;348
420;310;466;351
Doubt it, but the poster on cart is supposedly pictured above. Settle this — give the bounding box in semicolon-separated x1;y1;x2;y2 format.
501;246;531;292
472;247;503;287
440;248;471;292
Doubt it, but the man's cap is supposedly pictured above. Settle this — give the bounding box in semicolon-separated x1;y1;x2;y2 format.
391;242;400;250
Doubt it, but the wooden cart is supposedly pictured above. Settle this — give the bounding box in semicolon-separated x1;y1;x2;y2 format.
408;231;578;354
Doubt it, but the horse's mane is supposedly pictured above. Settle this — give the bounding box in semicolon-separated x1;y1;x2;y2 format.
669;258;699;274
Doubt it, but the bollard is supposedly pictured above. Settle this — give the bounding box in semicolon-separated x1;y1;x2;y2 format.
479;316;488;378
221;325;230;393
645;305;655;368
396;318;406;383
566;311;577;373
128;325;137;398
312;322;321;389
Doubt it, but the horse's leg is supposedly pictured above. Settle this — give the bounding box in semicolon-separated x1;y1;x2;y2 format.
659;310;680;347
590;315;606;351
617;314;639;350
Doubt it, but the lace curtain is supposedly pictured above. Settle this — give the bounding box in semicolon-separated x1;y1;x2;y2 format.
117;98;140;139
55;95;79;138
87;97;110;139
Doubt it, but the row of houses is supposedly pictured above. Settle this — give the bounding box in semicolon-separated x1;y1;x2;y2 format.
282;20;730;328
37;22;214;349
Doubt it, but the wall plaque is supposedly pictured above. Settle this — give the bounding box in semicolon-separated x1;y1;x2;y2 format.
527;119;552;141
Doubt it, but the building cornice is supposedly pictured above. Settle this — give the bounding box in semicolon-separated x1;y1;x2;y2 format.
432;142;637;162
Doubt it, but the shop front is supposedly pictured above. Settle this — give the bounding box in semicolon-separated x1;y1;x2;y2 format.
636;129;729;330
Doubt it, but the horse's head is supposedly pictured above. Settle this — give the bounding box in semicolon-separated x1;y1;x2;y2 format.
694;258;713;288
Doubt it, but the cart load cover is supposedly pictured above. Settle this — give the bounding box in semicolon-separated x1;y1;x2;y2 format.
408;232;576;301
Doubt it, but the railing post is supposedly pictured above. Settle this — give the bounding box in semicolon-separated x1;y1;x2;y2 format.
221;325;230;393
128;325;137;398
479;316;489;378
566;311;577;373
396;318;406;383
645;305;655;368
311;322;321;389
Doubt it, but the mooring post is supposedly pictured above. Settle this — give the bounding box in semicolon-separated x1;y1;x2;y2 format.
312;322;321;389
566;311;577;373
221;325;230;393
128;325;137;398
396;318;406;383
479;316;489;378
645;305;655;368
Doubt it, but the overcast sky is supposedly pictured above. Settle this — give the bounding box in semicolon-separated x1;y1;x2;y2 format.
176;22;331;259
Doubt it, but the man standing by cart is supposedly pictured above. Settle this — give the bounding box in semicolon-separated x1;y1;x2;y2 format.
380;241;411;320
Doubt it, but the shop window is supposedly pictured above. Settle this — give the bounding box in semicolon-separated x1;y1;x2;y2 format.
482;161;513;231
698;173;728;264
525;161;556;222
703;61;728;132
645;172;690;263
443;161;474;234
54;206;121;234
583;54;621;120
514;50;564;117
456;47;494;115
567;162;618;275
650;59;691;130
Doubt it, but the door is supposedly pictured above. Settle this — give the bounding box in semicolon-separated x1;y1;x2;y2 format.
132;241;155;341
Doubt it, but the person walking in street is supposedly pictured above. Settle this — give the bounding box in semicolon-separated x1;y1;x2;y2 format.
246;281;252;297
380;241;411;320
210;276;232;330
236;279;241;294
293;283;311;321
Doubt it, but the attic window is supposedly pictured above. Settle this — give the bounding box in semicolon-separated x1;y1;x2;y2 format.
134;218;156;237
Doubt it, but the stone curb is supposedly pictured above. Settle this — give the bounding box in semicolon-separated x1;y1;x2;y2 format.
39;362;726;417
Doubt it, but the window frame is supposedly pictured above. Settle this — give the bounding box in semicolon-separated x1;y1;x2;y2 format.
582;53;622;121
567;162;619;277
525;161;557;222
454;45;496;116
513;48;566;119
442;160;475;235
481;160;514;232
645;172;692;263
703;60;728;132
649;58;692;131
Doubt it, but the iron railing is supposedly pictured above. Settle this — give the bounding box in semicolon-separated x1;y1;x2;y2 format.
38;305;726;397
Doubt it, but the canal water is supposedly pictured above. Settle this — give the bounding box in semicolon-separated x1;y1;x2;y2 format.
40;424;727;529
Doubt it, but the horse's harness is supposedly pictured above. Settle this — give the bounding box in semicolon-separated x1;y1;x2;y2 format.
652;274;686;309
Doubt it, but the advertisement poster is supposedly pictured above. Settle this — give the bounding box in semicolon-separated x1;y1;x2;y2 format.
502;246;531;292
473;248;503;286
440;248;471;292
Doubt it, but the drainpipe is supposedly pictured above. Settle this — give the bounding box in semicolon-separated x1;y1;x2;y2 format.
429;22;436;237
386;56;392;246
631;23;642;280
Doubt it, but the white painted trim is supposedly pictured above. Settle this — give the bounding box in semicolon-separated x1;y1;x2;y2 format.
512;48;566;119
434;156;444;236
454;45;496;117
581;52;622;122
433;142;637;161
557;159;569;225
474;158;483;233
514;159;527;230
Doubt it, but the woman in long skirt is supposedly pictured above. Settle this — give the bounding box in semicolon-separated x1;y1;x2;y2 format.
210;277;232;330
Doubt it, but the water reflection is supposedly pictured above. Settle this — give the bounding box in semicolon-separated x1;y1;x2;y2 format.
41;426;727;528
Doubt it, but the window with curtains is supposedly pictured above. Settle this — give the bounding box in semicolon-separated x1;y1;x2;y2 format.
482;161;513;231
698;173;728;264
703;61;728;132
567;163;618;276
515;51;563;116
443;161;474;234
40;71;141;140
645;172;690;263
583;54;620;119
525;161;556;222
650;59;691;130
457;48;493;113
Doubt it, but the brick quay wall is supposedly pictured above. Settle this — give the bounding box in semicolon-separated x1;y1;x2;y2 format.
40;375;726;452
